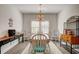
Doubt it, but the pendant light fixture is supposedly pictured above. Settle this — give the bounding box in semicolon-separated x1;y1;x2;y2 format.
37;4;44;21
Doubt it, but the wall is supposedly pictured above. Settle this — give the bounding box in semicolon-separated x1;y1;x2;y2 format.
58;5;79;34
23;14;58;37
0;5;23;53
0;5;23;36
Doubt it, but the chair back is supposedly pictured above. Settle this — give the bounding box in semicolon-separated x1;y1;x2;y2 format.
31;34;49;49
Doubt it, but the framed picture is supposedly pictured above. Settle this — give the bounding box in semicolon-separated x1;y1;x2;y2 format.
8;18;13;27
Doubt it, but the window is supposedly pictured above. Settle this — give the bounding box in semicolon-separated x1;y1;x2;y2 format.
31;21;39;34
31;21;49;34
41;21;49;34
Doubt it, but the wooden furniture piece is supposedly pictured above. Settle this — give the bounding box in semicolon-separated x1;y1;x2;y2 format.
60;34;79;53
60;16;79;53
0;34;24;54
30;34;50;53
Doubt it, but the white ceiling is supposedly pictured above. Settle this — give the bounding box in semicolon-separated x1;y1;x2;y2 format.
14;4;72;14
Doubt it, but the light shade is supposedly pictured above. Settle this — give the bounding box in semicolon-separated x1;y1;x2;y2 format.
37;13;44;21
36;4;44;21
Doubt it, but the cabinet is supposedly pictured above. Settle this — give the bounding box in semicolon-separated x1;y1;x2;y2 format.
0;34;24;54
64;16;79;37
61;16;79;53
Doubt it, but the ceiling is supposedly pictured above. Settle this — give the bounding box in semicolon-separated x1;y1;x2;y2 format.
14;4;72;14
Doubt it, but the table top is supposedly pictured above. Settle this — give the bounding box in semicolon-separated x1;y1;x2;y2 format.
0;33;24;42
0;36;14;41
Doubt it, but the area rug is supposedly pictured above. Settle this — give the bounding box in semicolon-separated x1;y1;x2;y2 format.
22;41;62;54
48;41;62;54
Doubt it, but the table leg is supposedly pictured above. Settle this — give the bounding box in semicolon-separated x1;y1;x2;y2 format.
66;42;67;48
18;37;20;43
0;45;1;54
60;39;62;46
22;35;24;42
0;47;1;54
0;46;1;54
71;44;72;54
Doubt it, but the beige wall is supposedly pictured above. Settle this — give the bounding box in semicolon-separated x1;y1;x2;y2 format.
58;5;79;34
0;5;23;35
23;14;58;37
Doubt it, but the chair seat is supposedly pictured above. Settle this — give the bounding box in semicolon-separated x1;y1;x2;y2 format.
34;46;45;52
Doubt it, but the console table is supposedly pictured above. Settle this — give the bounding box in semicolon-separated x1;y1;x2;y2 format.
0;34;24;54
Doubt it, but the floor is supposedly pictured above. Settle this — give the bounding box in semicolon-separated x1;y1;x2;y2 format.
53;40;79;54
52;40;70;54
5;41;29;54
5;40;70;54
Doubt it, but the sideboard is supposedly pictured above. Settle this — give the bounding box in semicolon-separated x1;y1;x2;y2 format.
0;34;24;54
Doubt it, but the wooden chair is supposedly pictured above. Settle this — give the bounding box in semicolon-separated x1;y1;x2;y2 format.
30;34;49;53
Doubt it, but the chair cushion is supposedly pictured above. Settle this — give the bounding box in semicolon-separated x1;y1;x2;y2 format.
34;46;45;52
